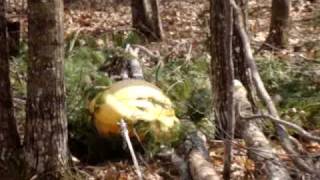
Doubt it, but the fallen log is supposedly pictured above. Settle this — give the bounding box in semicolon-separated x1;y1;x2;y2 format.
234;80;291;180
189;150;220;180
163;129;220;180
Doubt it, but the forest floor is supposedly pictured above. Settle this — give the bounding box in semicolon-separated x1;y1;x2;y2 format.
6;0;320;179
63;1;320;179
60;0;320;60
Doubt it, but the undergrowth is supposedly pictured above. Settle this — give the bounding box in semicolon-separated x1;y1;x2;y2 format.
8;32;320;163
257;57;320;131
65;32;215;161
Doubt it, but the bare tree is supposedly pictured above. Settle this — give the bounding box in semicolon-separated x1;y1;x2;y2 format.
0;0;21;172
24;0;69;178
264;0;291;50
131;0;163;41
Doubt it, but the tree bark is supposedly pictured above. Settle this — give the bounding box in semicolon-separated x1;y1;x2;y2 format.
210;1;235;179
210;0;235;140
265;0;290;50
131;0;163;41
25;0;69;178
0;0;21;169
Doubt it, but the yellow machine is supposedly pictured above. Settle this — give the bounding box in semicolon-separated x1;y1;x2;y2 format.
88;79;180;143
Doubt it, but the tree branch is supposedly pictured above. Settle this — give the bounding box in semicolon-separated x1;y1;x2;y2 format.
241;113;320;143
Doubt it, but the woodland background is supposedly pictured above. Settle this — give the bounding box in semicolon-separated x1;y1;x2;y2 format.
1;0;320;179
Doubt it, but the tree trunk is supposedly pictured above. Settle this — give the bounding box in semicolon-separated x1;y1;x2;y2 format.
131;0;163;41
0;0;21;169
210;0;235;179
210;0;235;140
265;0;290;50
24;0;69;178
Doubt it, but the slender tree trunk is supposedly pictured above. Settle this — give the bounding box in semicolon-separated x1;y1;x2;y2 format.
25;0;69;178
210;0;235;140
0;0;21;169
265;0;290;50
210;0;235;179
131;0;163;41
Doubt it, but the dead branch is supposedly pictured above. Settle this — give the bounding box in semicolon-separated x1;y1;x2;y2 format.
241;113;320;143
231;0;320;176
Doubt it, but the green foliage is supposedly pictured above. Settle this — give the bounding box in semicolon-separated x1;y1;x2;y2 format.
257;58;291;94
257;58;320;130
65;46;110;124
64;33;150;161
145;57;211;116
10;41;28;98
64;41;115;162
11;33;320;162
144;56;215;138
64;31;143;120
134;120;182;156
